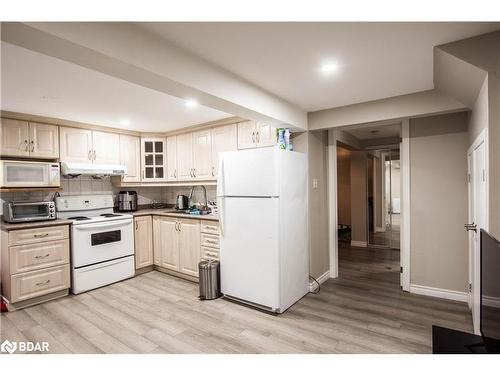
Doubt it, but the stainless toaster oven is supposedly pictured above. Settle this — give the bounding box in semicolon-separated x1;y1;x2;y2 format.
3;201;56;223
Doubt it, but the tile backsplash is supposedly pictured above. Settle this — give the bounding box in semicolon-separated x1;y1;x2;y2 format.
0;177;217;215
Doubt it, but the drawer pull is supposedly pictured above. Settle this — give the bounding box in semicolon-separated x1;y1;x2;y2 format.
34;253;50;259
34;233;49;238
35;279;51;286
205;240;218;244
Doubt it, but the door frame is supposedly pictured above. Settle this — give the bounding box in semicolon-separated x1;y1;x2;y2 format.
328;120;410;291
467;128;489;334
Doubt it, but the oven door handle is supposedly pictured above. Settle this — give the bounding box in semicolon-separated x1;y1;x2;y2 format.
72;219;132;231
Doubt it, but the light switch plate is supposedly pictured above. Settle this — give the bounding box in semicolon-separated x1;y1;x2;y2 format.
312;178;318;189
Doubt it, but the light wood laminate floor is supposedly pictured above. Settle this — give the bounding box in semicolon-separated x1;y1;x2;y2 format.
1;246;472;354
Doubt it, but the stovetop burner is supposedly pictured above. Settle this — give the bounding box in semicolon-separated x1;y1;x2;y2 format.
68;216;91;221
100;214;122;217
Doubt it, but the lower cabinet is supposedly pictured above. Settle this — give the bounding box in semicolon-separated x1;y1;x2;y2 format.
134;216;153;269
152;216;201;278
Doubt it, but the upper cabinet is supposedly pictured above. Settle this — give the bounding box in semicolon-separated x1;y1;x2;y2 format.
237;120;276;150
192;129;212;180
166;136;177;181
92;131;120;165
120;134;141;182
176;133;193;180
1;118;59;159
141;137;167;182
211;123;237;179
60;127;119;164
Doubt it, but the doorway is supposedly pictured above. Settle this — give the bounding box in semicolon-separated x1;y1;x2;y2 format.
368;148;401;250
334;123;403;288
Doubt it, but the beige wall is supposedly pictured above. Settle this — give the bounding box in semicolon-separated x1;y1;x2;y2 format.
410;112;469;292
337;146;351;225
350;151;367;244
468;77;489;144
308;131;330;279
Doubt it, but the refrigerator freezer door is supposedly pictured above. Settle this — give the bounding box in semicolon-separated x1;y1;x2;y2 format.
218;148;279;197
220;197;280;310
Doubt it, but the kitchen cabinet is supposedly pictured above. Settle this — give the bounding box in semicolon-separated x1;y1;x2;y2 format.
134;216;153;269
200;220;220;261
120;134;141;182
92;131;120;165
152;216;200;278
178;218;202;277
166;136;177;181
60;127;120;165
1;224;70;307
211;123;237;179
192;129;212;180
237;120;277;150
176;133;193;180
141;137;167;181
1;119;59;159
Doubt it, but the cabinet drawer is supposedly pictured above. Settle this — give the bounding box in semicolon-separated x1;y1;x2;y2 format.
201;246;219;261
201;233;219;249
9;225;69;246
200;220;219;235
10;265;70;303
10;239;69;275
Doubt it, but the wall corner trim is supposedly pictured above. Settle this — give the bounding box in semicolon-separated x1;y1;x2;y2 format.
409;284;468;303
309;270;330;292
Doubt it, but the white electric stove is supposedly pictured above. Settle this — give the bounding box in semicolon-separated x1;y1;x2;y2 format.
55;194;135;294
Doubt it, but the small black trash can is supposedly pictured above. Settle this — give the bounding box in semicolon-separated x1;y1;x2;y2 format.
198;260;221;300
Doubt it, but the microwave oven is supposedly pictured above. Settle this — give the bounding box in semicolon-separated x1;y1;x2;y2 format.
3;201;56;223
0;160;60;188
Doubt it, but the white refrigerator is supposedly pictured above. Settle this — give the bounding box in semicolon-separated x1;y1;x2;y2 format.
217;147;309;313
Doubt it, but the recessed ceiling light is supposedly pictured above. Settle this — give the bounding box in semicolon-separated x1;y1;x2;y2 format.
119;119;130;126
185;99;198;108
320;63;339;75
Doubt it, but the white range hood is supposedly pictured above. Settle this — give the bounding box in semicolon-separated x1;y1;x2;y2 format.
60;162;127;176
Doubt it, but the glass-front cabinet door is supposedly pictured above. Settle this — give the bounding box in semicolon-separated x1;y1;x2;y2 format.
141;137;167;181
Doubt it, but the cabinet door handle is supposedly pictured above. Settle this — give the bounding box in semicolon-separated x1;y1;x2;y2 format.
24;140;29;151
30;140;35;152
193;168;196;178
93;150;96;160
34;233;49;238
135;221;138;230
88;150;92;160
36;279;51;286
212;166;215;177
178;222;182;231
252;132;255;144
256;131;260;143
174;169;177;178
34;253;50;259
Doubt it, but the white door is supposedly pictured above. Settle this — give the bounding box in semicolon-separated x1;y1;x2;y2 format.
92;131;120;165
211;124;237;180
166;136;178;181
255;121;277;148
59;127;93;163
120;134;141;182
192;129;212;180
29;122;59;159
218;148;279;197
176;133;194;180
219;197;280;309
467;134;487;335
237;121;257;150
0;118;30;157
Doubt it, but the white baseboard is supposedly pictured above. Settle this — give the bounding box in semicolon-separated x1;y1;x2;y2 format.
350;240;367;248
483;295;500;308
309;270;330;292
409;284;468;303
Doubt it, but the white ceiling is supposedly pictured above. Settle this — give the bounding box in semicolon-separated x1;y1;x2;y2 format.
0;42;231;132
138;22;500;112
347;123;401;140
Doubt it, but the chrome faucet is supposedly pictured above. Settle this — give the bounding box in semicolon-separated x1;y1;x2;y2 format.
189;185;210;212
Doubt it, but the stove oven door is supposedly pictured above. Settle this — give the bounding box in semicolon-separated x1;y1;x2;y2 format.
71;218;134;268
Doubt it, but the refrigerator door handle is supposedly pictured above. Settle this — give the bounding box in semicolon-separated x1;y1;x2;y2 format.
217;155;225;237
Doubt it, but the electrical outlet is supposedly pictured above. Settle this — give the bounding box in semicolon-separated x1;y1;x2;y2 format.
312;178;318;189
